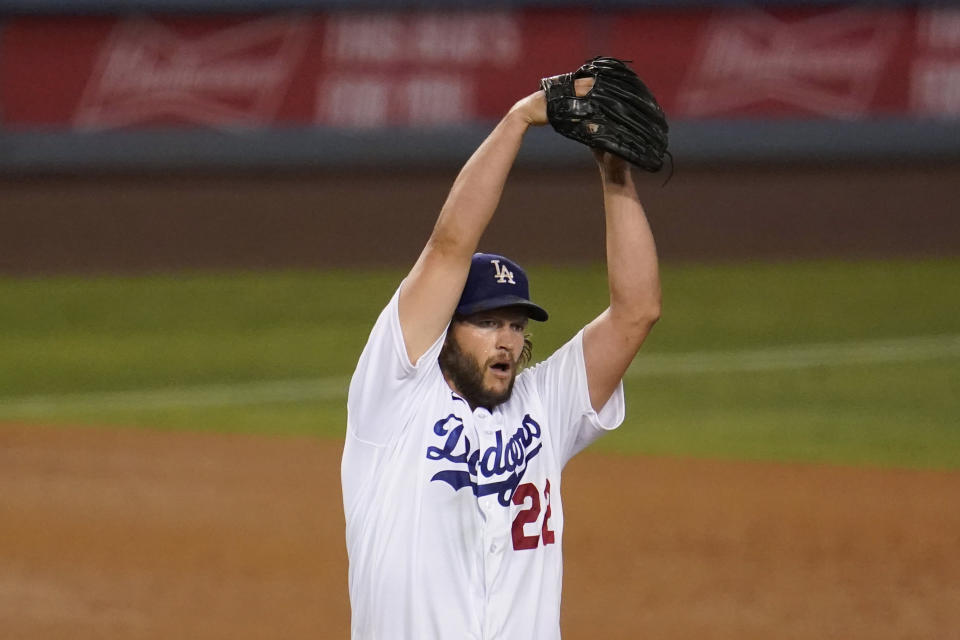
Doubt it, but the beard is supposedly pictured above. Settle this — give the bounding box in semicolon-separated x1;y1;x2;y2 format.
438;333;517;411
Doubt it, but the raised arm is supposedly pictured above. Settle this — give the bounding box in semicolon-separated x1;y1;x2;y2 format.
396;92;548;364
582;151;662;411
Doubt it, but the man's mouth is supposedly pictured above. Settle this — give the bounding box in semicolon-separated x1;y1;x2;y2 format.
488;360;513;378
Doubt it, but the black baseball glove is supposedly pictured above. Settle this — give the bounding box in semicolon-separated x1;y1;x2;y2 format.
540;57;669;172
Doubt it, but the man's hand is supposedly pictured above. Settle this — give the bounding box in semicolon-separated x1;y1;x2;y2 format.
510;90;549;126
510;78;595;127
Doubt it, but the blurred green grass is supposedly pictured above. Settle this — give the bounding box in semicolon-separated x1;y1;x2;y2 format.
1;258;958;469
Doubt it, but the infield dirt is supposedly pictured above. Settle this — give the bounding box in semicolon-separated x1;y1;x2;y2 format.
2;423;958;639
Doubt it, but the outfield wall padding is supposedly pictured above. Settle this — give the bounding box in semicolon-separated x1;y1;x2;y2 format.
2;162;958;275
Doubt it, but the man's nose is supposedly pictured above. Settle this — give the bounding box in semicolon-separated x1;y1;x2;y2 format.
496;328;521;352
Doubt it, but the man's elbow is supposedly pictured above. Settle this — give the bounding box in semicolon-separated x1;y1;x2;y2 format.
635;301;662;334
614;297;661;342
636;287;662;326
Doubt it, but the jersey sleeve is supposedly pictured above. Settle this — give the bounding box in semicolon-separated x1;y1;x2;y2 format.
346;283;447;447
526;329;626;467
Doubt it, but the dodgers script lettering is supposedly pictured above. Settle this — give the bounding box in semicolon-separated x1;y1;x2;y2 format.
426;413;542;506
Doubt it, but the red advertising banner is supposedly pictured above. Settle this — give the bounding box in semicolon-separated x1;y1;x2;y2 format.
2;7;959;131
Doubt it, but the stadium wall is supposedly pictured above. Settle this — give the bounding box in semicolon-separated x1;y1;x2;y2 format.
1;2;959;172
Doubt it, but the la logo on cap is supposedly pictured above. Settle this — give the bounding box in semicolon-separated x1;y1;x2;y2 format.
491;259;516;284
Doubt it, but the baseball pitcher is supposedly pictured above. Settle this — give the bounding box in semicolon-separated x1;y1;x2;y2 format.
342;58;668;639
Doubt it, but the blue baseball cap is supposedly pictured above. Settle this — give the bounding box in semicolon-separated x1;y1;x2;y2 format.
455;253;549;322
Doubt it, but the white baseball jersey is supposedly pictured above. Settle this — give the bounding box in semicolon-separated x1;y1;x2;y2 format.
342;285;625;640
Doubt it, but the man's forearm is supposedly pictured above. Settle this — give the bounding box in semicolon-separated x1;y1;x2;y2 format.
601;167;662;335
427;109;532;259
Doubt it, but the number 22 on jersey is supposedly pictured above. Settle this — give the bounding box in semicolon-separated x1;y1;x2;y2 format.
511;479;555;550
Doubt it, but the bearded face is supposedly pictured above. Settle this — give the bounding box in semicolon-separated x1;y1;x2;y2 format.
437;310;530;411
438;331;518;410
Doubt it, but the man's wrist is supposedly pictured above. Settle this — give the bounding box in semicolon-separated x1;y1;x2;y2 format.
600;163;634;189
499;108;536;140
602;168;629;187
505;104;535;129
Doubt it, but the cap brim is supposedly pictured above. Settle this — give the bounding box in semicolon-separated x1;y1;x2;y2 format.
456;296;549;322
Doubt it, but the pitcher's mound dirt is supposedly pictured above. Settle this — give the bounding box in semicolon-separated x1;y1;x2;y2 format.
1;424;958;639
